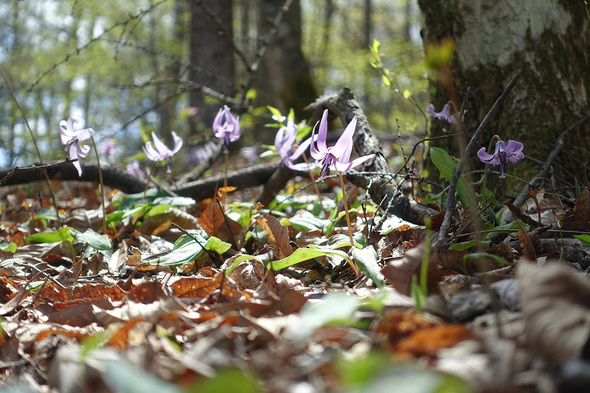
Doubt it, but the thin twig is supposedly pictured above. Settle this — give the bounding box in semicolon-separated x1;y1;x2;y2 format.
436;69;522;249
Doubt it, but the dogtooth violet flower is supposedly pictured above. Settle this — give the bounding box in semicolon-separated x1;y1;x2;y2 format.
427;103;456;128
59;117;95;177
143;131;183;173
477;139;524;178
274;117;315;171
310;109;375;178
213;105;240;152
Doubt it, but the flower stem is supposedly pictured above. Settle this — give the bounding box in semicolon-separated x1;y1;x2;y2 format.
90;136;107;233
142;162;156;204
223;150;229;207
338;171;356;249
301;153;326;216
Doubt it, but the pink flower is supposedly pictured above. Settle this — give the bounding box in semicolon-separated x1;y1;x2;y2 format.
310;109;375;178
143;131;183;173
213;105;240;152
427;103;456;128
274;118;315;171
59;117;95;177
477;139;524;178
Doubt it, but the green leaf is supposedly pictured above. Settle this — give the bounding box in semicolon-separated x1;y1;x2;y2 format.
464;252;510;266
186;369;261;393
32;207;64;222
381;74;391;87
449;239;491;251
144;204;173;218
72;229;112;251
154;233;231;266
25;227;74;244
351;246;385;287
293;292;359;340
269;247;353;271
280;215;328;233
267;105;284;122
0;243;18;253
153;196;195;207
429;147;478;213
574;234;590;245
103;359;182;393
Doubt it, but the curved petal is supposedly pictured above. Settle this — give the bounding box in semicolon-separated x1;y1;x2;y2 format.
505;140;523;155
67;117;78;132
334;153;375;172
72;160;83;177
477;147;499;165
290;135;313;160
274;126;287;153
507;151;525;164
426;104;437;118
286;161;317;172
68;144;79;161
212;107;225;134
76;128;95;141
317;109;329;152
309;126;324;160
151;132;171;157
332;116;357;161
144;142;161;161
77;143;91;158
171;131;183;154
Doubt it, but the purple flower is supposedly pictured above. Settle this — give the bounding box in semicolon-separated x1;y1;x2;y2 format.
143;131;183;173
187;141;216;164
126;160;145;178
240;143;261;164
427;103;456;128
274;118;315;171
59;117;95;177
477;139;524;178
213;105;240;152
102;138;117;158
310;109;375;178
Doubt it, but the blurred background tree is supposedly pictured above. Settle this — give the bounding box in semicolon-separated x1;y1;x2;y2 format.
0;0;427;172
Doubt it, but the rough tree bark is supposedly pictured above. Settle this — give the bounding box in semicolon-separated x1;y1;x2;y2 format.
418;0;590;198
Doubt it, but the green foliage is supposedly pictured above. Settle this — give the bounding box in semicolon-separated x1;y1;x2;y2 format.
429;147;478;213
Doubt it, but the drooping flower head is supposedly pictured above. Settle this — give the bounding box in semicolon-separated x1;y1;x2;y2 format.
477;139;524;178
143;131;183;173
274;117;315;171
59;117;95;177
102;138;117;157
427;103;456;129
310;109;375;178
213;105;240;152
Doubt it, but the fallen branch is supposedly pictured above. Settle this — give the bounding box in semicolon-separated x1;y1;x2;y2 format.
306;87;437;225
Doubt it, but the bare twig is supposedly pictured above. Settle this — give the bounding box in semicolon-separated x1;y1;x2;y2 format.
435;69;522;249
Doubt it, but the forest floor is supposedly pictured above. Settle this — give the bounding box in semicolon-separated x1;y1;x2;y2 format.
1;156;590;393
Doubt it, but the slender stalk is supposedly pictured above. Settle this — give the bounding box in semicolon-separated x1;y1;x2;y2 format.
301;153;326;215
90;137;107;233
142;161;156;204
338;171;356;249
223;150;229;207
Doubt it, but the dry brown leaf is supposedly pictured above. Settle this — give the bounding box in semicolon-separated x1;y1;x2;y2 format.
517;261;590;363
516;229;537;260
170;275;223;298
561;187;590;231
198;199;242;248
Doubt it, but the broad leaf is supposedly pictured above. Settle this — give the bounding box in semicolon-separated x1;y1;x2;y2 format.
25;227;74;244
430;147;478;213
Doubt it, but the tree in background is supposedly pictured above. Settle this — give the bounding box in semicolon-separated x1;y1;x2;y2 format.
419;0;590;196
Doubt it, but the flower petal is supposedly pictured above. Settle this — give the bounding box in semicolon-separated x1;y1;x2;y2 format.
151;132;171;157
144;142;161;161
309;126;324;160
290;135;314;160
332;116;357;162
477;147;500;165
334;153;375;172
171;131;183;154
213;107;226;135
75;127;95;142
505;140;524;155
77;144;91;158
426;104;436;118
317;109;329;152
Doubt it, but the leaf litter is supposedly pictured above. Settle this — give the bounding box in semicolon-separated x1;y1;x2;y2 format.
1;180;590;393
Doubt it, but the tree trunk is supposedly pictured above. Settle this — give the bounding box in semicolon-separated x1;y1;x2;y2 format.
418;0;590;198
189;0;236;135
254;0;318;132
